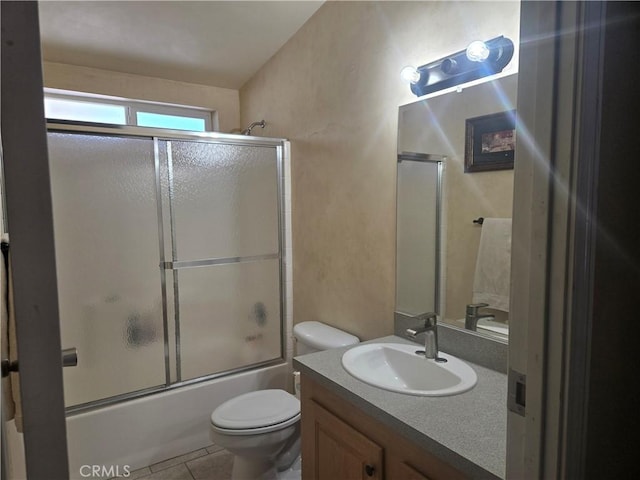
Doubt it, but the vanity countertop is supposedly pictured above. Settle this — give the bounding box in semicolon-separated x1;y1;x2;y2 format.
293;335;507;479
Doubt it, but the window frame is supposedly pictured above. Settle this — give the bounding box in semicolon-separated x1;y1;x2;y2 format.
43;89;216;132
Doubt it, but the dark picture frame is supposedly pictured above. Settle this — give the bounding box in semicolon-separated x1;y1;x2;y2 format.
464;110;516;173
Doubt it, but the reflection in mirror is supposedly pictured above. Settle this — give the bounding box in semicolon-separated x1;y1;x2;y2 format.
397;74;518;341
396;153;443;317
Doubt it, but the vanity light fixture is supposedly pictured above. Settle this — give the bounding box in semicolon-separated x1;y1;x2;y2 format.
466;41;491;62
400;65;422;85
402;36;514;97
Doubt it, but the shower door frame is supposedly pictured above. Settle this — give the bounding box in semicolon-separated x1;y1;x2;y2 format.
395;152;445;318
46;122;289;414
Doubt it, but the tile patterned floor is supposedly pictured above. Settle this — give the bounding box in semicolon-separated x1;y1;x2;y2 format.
124;445;234;480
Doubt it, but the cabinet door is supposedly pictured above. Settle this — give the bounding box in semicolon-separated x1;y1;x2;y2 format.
304;400;383;480
389;460;432;480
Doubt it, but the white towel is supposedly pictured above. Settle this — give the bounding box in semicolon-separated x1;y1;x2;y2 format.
1;234;15;421
472;218;512;312
1;233;22;432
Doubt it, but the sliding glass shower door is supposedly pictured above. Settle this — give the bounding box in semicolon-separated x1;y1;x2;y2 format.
166;140;282;381
48;132;166;407
47;125;286;410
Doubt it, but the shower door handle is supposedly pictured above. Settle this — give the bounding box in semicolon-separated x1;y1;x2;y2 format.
2;348;77;377
2;347;78;378
62;347;78;367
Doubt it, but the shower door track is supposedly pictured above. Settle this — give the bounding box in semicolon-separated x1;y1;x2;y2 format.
47;120;286;147
65;357;285;416
48;121;289;414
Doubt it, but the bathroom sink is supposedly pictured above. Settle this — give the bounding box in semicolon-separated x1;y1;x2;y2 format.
341;343;477;396
476;319;509;338
452;318;509;340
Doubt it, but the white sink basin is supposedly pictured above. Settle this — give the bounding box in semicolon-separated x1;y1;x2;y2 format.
341;343;477;396
476;318;509;338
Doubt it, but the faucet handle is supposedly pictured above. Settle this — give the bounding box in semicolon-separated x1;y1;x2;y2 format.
466;303;489;314
415;311;437;327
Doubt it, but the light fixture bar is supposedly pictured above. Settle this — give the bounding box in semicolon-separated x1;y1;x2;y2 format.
407;36;514;97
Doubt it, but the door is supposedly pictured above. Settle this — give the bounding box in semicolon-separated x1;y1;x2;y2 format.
304;400;382;480
1;2;69;478
387;460;431;480
508;1;618;478
508;1;579;476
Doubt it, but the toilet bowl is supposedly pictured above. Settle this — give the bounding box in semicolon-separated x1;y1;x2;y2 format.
209;321;359;479
210;389;300;479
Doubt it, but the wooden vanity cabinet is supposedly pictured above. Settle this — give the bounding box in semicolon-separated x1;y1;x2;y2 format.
300;374;467;480
307;400;383;479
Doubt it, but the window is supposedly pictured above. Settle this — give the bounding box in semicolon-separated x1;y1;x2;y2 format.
44;97;127;125
135;112;206;131
44;92;214;132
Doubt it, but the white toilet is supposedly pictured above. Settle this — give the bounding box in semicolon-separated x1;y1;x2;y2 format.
210;321;359;479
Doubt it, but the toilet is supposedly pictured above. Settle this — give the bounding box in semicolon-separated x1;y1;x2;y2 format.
210;321;359;479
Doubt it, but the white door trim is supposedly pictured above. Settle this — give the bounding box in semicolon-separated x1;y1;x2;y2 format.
508;1;609;477
508;1;562;475
1;2;70;478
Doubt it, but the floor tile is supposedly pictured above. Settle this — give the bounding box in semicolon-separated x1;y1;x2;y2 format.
186;451;234;480
149;449;208;473
127;467;152;480
277;457;302;480
137;464;194;480
205;443;225;455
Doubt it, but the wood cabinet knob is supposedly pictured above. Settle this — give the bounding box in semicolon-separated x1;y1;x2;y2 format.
365;464;375;477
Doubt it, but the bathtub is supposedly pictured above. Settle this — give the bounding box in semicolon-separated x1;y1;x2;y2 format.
66;363;289;479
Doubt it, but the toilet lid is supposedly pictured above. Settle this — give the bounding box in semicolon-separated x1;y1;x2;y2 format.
211;389;300;431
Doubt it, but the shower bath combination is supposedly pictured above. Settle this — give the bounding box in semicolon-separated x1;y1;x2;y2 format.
48;122;287;408
46;121;291;475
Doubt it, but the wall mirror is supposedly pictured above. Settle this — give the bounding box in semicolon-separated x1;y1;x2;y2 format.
396;73;518;341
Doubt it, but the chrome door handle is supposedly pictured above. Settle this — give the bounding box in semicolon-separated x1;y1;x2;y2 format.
62;347;78;367
2;348;77;377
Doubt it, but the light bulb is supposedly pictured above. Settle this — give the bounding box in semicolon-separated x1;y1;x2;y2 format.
466;41;490;62
400;66;421;84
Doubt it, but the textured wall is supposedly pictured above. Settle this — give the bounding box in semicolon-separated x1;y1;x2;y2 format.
240;1;520;340
42;62;240;133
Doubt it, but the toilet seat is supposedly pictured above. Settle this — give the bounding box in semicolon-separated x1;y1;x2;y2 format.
211;389;300;436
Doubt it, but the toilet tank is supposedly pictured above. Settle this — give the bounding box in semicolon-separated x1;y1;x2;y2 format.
293;321;359;355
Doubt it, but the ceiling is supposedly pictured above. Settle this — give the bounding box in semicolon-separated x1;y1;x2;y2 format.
38;1;324;89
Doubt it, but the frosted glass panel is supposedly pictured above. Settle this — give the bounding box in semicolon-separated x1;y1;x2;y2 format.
396;160;439;315
170;141;279;260
178;259;281;381
48;132;165;406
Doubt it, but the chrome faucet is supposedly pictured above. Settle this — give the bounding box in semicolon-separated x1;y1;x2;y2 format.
465;303;495;331
405;312;438;359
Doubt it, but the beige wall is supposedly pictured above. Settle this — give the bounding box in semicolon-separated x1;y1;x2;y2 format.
240;1;520;340
399;74;518;324
42;62;241;133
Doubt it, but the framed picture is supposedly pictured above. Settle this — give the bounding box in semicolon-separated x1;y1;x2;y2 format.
464;110;516;173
